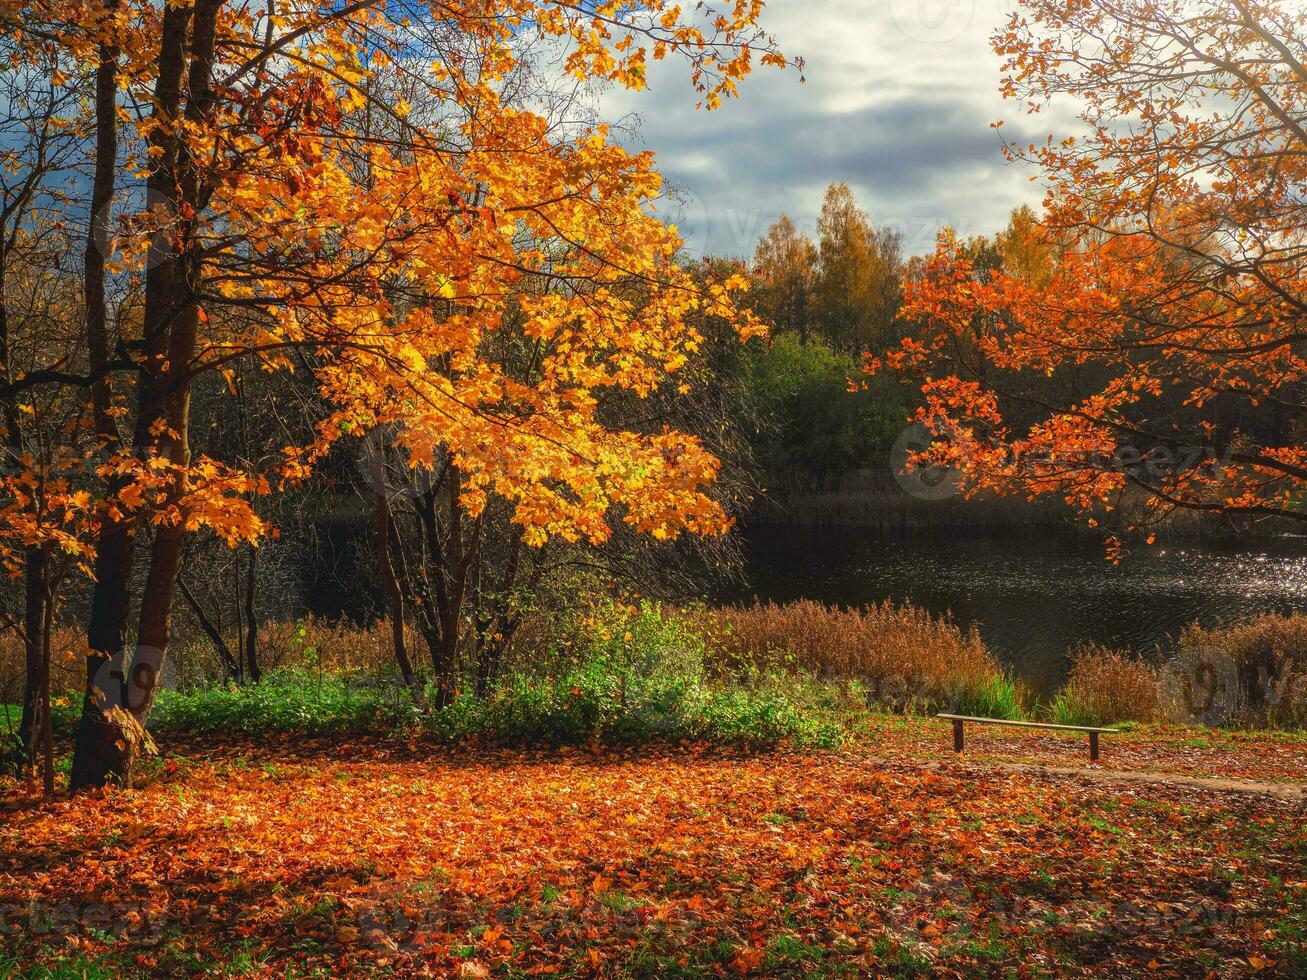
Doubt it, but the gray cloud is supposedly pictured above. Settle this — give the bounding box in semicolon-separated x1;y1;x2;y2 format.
600;0;1064;258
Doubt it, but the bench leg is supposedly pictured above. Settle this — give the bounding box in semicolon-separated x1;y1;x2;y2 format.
953;718;964;753
1089;731;1099;762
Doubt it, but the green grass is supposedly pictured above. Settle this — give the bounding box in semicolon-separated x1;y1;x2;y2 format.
952;674;1025;721
1047;690;1093;727
149;670;418;736
1045;690;1137;729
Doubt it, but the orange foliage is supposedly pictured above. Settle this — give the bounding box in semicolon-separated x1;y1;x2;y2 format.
0;0;791;571
881;0;1307;534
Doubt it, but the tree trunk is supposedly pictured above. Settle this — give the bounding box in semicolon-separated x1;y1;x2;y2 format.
13;546;46;775
85;0;119;443
397;468;484;708
126;0;222;751
37;548;54;797
78;3;133;772
69;526;136;790
244;545;261;683
178;575;242;681
433;610;459;708
71;0;221;789
372;440;418;690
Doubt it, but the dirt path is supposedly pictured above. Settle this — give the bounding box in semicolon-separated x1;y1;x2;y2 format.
927;757;1307;801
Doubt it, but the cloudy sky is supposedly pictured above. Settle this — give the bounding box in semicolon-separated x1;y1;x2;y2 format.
602;0;1057;259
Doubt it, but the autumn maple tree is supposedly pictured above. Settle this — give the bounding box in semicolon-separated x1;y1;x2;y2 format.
0;0;790;788
0;27;98;790
883;0;1307;543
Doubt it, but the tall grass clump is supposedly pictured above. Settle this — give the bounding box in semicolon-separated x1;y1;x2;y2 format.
691;599;1022;718
1048;645;1161;726
1170;614;1307;729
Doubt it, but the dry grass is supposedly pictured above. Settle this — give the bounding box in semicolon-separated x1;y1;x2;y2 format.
0;626;85;703
688;599;1015;714
1049;645;1162;726
1173;614;1307;729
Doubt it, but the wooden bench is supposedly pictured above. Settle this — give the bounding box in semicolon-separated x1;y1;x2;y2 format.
937;713;1116;761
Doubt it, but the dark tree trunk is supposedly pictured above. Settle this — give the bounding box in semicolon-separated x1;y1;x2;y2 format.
69;526;136;790
244;545;261;683
372;440;417;690
178;575;242;681
426;470;479;708
126;0;222;739
37;548;53;797
71;0;222;788
13;546;47;774
394;475;475;709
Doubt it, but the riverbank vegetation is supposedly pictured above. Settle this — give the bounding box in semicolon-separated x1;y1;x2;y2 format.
5;599;1302;767
1051;617;1307;731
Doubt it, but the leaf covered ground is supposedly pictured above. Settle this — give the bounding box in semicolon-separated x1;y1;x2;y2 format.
1;729;1304;978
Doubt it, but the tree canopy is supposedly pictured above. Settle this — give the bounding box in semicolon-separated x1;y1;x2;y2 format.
881;0;1307;546
0;0;791;785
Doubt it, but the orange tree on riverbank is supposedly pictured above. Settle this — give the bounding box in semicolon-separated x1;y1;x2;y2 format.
880;0;1307;546
0;0;789;789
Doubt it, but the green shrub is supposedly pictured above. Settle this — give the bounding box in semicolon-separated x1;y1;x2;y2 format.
146;605;842;749
951;674;1025;721
148;669;418;735
695;685;841;746
432;603;841;748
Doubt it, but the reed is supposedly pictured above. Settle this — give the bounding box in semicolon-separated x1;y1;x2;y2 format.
1048;645;1162;726
687;599;1018;716
1172;614;1307;729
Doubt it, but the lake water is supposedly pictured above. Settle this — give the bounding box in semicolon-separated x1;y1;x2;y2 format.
734;527;1307;696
